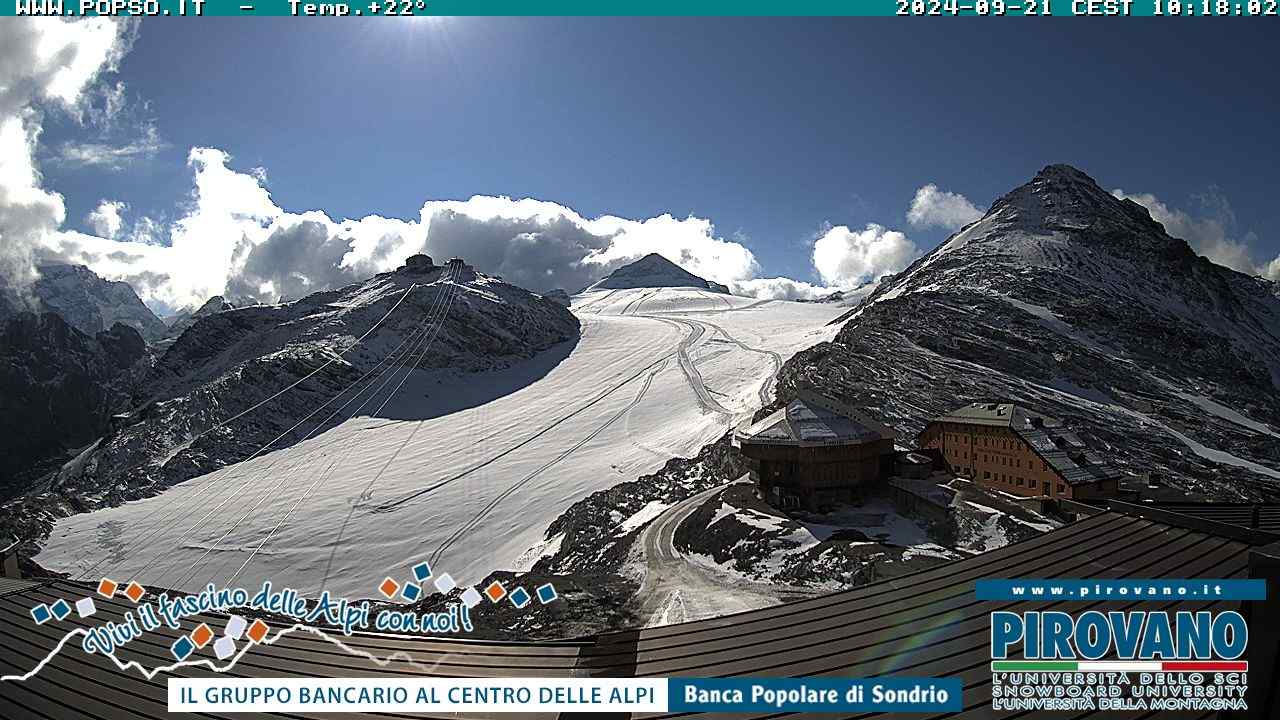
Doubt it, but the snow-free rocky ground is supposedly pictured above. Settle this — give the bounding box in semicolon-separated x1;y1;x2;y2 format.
33;282;844;599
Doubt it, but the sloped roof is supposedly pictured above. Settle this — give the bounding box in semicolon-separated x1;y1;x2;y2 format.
932;402;1059;429
1144;502;1280;534
0;508;1266;719
736;391;896;447
928;402;1123;486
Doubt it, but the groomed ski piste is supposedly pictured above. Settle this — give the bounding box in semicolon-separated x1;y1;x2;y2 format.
36;284;845;599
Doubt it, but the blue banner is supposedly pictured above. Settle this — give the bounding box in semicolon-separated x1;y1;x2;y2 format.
668;677;962;713
975;578;1266;601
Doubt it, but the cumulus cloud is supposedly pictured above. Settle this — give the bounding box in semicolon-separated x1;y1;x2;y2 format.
36;146;783;311
907;183;984;230
0;18;131;292
85;199;125;238
127;214;163;245
729;277;834;301
811;223;920;287
1113;188;1268;276
0;19;915;311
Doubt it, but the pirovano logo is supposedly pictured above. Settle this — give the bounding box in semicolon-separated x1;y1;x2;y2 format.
979;579;1261;713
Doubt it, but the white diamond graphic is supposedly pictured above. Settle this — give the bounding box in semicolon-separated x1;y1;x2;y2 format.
214;636;236;660
225;615;247;640
75;597;96;618
434;573;456;594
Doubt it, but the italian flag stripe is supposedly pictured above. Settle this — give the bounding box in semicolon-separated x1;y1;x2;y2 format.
991;660;1247;672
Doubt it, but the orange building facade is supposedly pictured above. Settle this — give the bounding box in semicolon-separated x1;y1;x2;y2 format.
918;403;1120;500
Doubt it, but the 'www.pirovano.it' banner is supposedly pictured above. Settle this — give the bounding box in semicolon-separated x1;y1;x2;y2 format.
974;578;1267;601
169;677;963;713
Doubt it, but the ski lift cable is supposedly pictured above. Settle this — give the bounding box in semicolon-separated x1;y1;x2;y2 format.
75;281;426;582
222;268;469;588
79;274;449;584
163;265;466;589
141;268;462;586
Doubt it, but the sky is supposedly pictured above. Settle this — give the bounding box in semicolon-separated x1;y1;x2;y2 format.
2;17;1277;313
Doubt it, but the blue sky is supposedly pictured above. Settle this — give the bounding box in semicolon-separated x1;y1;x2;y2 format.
12;18;1279;309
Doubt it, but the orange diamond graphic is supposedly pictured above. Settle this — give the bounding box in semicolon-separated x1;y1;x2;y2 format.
378;577;399;599
247;619;269;644
483;581;507;603
123;581;145;603
191;623;214;648
97;578;118;599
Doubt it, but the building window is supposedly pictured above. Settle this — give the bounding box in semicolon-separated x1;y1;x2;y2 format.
1057;483;1066;494
984;471;990;479
1017;477;1024;486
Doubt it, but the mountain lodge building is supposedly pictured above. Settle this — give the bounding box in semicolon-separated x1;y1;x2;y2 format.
917;402;1121;500
734;390;896;510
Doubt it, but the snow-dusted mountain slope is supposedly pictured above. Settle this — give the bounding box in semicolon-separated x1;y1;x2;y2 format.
785;164;1280;501
27;263;168;342
162;295;236;340
584;253;730;294
35;284;842;597
15;259;576;561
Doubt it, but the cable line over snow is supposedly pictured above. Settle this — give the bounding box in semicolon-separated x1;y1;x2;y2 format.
221;267;468;588
71;281;424;584
159;265;465;589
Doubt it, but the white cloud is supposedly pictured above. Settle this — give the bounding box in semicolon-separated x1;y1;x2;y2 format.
127;214;163;245
56;122;164;170
0;18;131;292
1113;188;1266;276
85;199;125;238
0;20;948;312
36;146;788;311
907;183;984;230
730;277;834;301
1264;257;1280;283
812;223;919;287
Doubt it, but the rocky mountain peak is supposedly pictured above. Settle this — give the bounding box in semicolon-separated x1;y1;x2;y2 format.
814;164;1280;503
979;164;1162;240
586;253;730;294
29;263;168;342
193;295;235;317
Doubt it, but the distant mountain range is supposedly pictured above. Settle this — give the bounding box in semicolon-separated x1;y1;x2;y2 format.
26;263;168;342
1;256;579;552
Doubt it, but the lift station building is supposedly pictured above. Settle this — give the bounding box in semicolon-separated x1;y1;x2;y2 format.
735;390;896;510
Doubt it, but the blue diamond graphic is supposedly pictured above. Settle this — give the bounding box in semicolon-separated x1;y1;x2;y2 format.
510;587;531;609
49;599;71;620
402;582;421;602
412;561;432;582
536;583;558;604
30;604;51;625
171;636;195;661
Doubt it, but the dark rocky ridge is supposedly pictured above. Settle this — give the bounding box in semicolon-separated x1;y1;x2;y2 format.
799;164;1280;501
0;313;147;495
